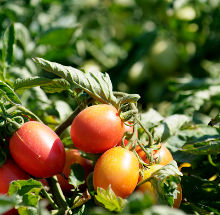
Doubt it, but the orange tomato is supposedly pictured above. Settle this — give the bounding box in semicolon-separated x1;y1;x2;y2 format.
93;147;139;198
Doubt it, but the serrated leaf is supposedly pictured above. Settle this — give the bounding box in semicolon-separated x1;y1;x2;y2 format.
32;57;117;106
38;26;78;46
182;137;220;155
118;93;140;104
8;179;43;208
69;163;85;189
140;108;164;129
150;161;182;206
154;114;190;141
95;186;127;213
0;80;21;104
14;77;70;93
0;195;16;214
2;23;15;66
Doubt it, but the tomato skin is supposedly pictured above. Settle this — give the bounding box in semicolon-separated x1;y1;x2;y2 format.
138;164;182;208
136;143;173;165
57;149;93;193
93;147;139;198
71;104;124;153
9;121;65;178
0;160;29;215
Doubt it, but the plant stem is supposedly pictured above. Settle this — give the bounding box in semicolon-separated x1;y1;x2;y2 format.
55;106;81;136
136;117;154;147
41;188;58;209
136;176;152;188
15;105;42;122
47;176;68;210
208;154;217;167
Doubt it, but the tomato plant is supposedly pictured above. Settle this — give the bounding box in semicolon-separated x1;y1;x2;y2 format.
9;121;66;178
71;104;124;153
93;146;139;198
57;149;92;193
136;143;173;165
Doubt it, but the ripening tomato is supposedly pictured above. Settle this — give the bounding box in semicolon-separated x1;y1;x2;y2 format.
0;160;29;215
136;143;173;165
93;147;139;198
138;164;182;208
57;149;93;193
9;121;65;178
71;104;124;153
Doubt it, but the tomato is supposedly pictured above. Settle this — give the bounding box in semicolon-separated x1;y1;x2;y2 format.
9;121;65;178
0;159;29;194
138;164;182;208
93;147;139;198
71;104;124;153
57;149;93;193
0;160;29;215
136;143;173;165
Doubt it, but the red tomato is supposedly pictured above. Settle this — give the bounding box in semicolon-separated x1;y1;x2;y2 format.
71;104;124;153
136;143;173;165
0;160;29;215
0;159;29;194
138;164;182;208
93;147;139;198
9;121;65;178
57;149;92;193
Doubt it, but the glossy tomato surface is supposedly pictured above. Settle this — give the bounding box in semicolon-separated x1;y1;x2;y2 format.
71;104;124;153
57;149;92;193
9;121;65;178
93;147;139;198
136;143;173;165
0;159;29;194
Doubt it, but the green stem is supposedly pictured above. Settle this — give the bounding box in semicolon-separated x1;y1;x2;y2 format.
15;105;42;122
136;176;152;188
47;176;68;210
55;106;81;136
208;154;217;167
136;117;154;147
41;188;58;209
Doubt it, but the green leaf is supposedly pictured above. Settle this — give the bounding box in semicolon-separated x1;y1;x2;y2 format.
8;179;43;208
150;161;183;206
0;195;15;214
95;186;127;213
140;108;164;129
14;77;70;93
14;22;31;52
38;26;78;46
32;57;117;106
2;23;15;66
154;114;190;141
0;80;21;104
209;113;220;127
182;137;220;155
69;163;85;189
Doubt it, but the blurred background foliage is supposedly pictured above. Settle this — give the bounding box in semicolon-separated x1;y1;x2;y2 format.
0;0;219;116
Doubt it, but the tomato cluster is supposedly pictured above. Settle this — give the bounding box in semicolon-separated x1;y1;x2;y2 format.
0;103;182;214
